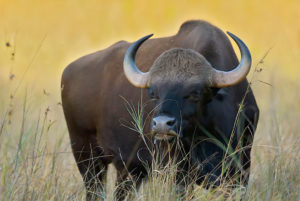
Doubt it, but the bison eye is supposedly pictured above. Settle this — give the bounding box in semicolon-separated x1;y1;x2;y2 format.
147;89;159;100
184;92;201;102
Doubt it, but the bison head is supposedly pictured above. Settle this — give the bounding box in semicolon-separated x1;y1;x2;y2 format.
123;33;251;141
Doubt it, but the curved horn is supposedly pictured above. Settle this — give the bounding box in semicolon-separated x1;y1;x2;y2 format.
210;32;252;88
123;34;153;88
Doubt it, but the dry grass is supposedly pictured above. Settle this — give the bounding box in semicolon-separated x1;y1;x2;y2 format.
1;0;300;200
1;98;299;201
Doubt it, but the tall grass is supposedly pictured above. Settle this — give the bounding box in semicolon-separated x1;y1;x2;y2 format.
0;95;85;200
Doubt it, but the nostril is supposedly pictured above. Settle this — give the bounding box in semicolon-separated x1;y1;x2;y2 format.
166;119;176;127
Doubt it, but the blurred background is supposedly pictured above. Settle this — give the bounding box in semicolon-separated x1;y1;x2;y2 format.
0;0;299;200
0;0;300;105
0;0;299;91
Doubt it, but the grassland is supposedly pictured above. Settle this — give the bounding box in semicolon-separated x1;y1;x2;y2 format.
0;0;300;200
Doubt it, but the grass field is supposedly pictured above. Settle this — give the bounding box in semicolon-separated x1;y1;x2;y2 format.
0;0;300;200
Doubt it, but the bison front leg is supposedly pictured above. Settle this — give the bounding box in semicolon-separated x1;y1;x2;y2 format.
175;165;195;199
114;177;134;201
74;146;107;201
114;168;145;201
80;152;107;201
68;129;107;201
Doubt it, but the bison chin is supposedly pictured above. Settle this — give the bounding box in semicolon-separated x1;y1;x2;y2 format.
152;130;179;141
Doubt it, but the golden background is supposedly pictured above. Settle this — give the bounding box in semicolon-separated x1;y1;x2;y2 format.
0;0;299;89
1;0;300;139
